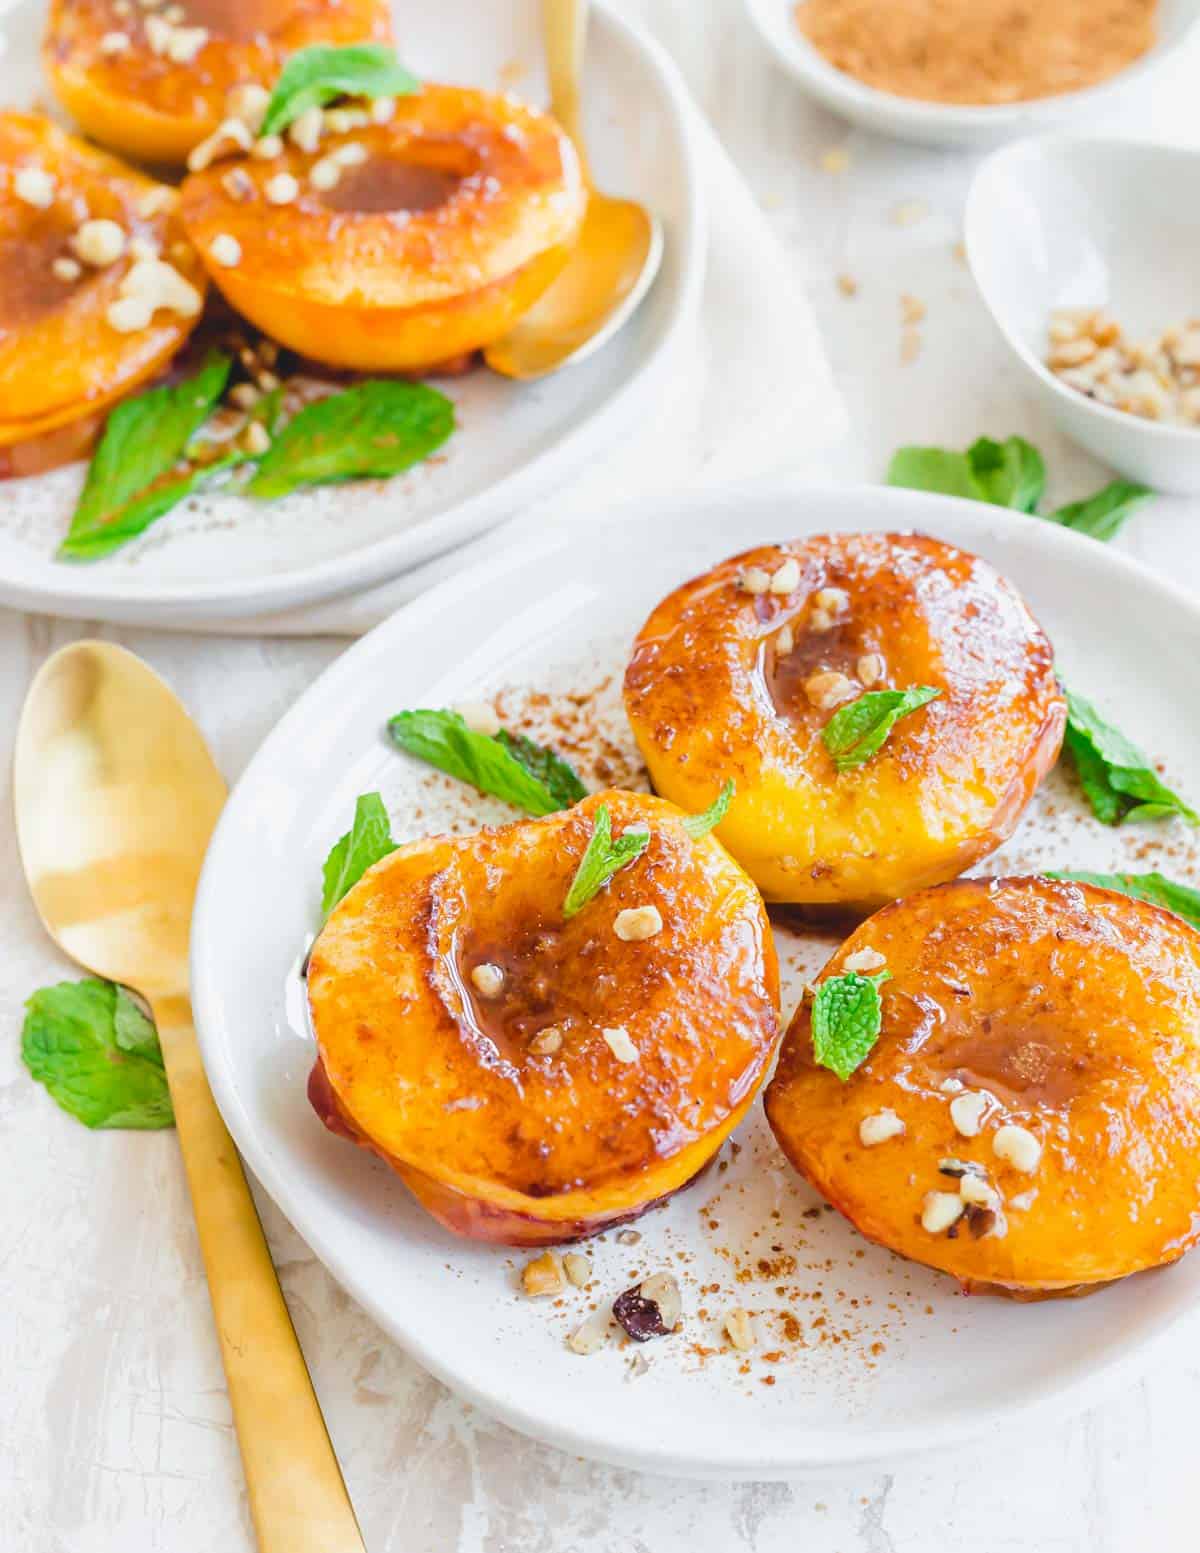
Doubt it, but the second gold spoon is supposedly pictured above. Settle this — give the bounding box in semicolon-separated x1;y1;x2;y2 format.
483;0;664;380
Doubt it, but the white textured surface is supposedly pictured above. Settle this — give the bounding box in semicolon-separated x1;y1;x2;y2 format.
6;0;1200;1547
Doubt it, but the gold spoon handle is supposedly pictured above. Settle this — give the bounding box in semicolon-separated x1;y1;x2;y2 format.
156;1000;365;1553
542;0;589;172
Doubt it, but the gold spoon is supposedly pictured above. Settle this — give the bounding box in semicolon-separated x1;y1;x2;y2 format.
14;641;364;1553
483;0;664;379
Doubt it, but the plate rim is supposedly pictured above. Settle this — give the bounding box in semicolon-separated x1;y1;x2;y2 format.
192;479;1200;1476
0;0;706;624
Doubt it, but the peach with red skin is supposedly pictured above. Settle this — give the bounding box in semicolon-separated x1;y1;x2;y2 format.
623;532;1066;909
306;789;780;1245
43;0;392;166
766;876;1200;1297
0;112;206;456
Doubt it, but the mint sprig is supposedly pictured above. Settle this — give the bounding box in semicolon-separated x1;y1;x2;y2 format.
811;970;891;1082
22;979;174;1129
888;436;1043;511
1049;481;1151;540
321;792;397;916
1062;687;1196;826
260;44;420;136
822;686;941;772
1046;870;1200;933
60;352;232;560
887;435;1151;542
682;779;734;838
389;709;586;816
245;380;454;500
563;804;650;919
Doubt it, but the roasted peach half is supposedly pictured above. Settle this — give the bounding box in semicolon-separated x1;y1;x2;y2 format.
624;532;1066;909
306;789;780;1245
766;875;1200;1297
43;0;391;166
0;112;206;453
179;85;585;371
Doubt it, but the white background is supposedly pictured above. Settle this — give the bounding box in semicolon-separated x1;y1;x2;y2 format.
5;0;1200;1548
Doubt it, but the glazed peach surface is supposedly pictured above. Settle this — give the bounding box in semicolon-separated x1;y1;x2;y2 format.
306;789;780;1245
43;0;391;165
623;532;1066;909
765;875;1200;1297
0;112;206;449
179;86;586;371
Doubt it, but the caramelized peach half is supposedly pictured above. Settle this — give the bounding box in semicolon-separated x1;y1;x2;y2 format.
306;789;780;1245
0;112;206;452
179;85;585;371
766;876;1200;1297
43;0;391;166
624;532;1065;909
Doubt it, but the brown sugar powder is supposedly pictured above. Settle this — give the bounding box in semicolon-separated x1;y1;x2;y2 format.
794;0;1157;105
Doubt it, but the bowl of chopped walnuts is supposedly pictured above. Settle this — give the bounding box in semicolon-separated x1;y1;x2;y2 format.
966;133;1200;493
744;0;1200;148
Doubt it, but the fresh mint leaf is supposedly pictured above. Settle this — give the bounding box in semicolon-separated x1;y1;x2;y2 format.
389;709;579;816
1046;870;1200;933
22;978;174;1129
887;435;1044;511
563;804;650;919
967;436;1045;512
261;43;420;135
811;970;891;1082
59;352;231;560
822;686;941;772
887;447;982;501
1048;481;1151;541
112;987;162;1061
1063;687;1196;826
246;380;453;500
495;730;587;810
682;779;735;839
321;792;397;916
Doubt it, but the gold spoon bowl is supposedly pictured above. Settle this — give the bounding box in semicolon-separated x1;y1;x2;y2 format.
14;641;364;1553
483;0;664;380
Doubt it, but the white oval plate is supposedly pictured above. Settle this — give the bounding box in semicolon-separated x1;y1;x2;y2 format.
192;482;1200;1478
744;0;1200;148
0;0;703;625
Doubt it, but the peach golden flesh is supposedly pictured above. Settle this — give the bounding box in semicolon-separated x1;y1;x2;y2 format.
43;0;393;166
623;531;1066;909
179;84;587;372
306;790;780;1245
0;111;206;455
765;875;1200;1297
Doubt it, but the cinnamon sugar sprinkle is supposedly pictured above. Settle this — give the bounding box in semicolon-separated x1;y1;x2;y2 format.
794;0;1157;106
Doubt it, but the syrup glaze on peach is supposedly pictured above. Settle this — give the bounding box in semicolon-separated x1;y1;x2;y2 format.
0;112;206;451
43;0;392;165
180;85;586;371
306;789;780;1245
766;876;1200;1296
624;532;1066;909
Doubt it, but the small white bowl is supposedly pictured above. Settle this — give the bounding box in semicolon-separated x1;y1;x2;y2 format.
744;0;1200;148
966;135;1200;494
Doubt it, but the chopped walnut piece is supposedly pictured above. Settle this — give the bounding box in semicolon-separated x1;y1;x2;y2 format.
470;962;505;998
804;670;858;711
567;1308;610;1355
858;1108;904;1146
529;1026;563;1055
563;1253;592;1287
739;566;771;595
993;1123;1042;1174
521;1251;564;1297
602;1025;639;1063
613;1272;681;1341
724;1308;756;1351
920;1191;964;1234
843;946;885;973
613;906;662;942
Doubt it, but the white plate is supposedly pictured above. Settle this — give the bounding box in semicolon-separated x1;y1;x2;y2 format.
744;0;1200;148
967;135;1200;494
0;0;703;625
192;481;1200;1478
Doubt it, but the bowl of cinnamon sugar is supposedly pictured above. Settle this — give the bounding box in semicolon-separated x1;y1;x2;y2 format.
744;0;1200;146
